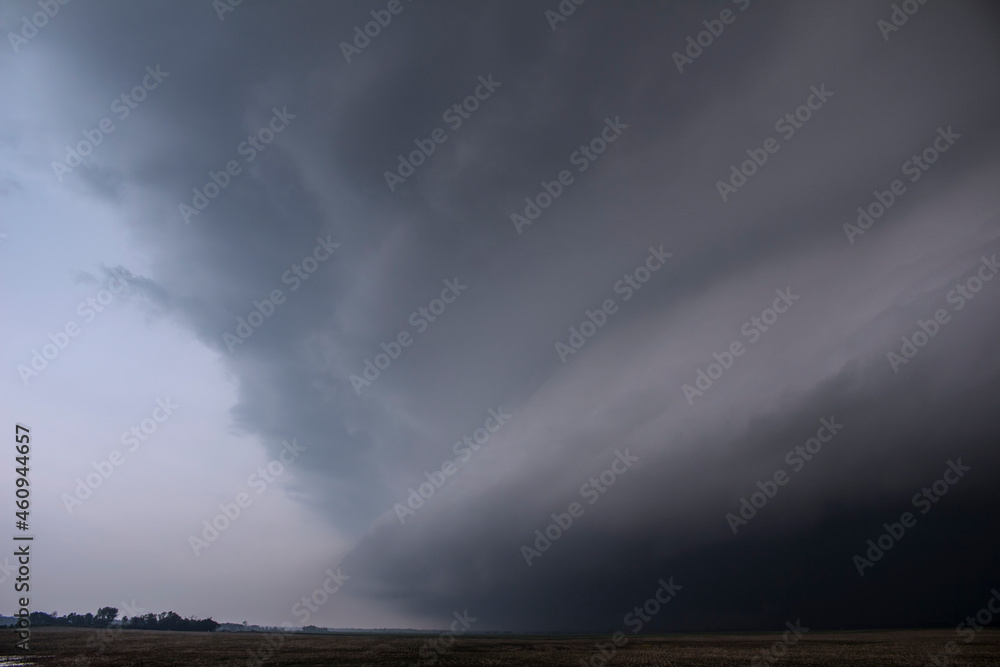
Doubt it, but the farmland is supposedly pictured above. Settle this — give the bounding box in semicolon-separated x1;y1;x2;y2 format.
2;627;999;666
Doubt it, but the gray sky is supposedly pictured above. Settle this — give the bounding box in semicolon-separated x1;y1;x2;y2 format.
2;0;1000;632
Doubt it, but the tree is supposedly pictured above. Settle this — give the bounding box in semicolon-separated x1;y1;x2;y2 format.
95;606;119;628
28;612;55;626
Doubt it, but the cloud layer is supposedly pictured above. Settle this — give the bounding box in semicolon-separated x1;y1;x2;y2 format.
3;0;1000;631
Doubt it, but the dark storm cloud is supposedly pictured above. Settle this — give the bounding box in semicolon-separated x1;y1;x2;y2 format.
20;0;1000;629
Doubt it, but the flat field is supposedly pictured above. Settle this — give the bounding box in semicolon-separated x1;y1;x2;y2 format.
2;627;999;666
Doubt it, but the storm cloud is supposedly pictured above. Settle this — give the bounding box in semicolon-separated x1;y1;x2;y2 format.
3;0;1000;632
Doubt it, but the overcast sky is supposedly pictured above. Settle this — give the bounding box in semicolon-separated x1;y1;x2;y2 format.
2;0;1000;633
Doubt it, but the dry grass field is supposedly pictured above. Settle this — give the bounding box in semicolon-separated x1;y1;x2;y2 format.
2;627;999;666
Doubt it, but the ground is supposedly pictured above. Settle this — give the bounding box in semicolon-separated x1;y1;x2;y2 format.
2;627;999;666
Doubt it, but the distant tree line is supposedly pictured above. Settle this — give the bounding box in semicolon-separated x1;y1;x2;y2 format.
25;607;219;632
